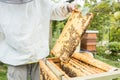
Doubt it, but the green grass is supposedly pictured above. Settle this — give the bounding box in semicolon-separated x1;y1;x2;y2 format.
95;54;120;68
0;63;7;80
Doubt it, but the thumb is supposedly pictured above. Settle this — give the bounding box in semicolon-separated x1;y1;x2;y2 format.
67;2;78;12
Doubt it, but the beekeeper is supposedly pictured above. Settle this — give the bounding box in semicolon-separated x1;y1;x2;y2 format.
0;0;76;80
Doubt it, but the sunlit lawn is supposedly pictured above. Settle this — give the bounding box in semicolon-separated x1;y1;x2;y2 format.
0;63;7;80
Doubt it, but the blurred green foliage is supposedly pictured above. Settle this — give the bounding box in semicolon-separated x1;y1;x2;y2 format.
108;42;120;54
51;0;120;43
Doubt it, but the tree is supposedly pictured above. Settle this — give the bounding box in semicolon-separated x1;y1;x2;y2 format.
51;0;120;48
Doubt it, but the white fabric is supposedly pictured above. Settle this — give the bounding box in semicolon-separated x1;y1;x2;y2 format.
0;0;33;4
0;0;69;66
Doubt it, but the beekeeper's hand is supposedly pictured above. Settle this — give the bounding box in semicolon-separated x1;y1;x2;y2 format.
67;1;78;12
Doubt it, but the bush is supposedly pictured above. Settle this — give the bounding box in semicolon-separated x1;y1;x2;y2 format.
110;26;120;42
108;42;120;55
96;46;107;56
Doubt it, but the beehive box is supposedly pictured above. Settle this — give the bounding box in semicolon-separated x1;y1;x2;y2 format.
39;52;120;80
81;30;99;52
39;10;120;80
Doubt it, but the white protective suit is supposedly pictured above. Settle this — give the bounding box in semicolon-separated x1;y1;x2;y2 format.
0;0;69;66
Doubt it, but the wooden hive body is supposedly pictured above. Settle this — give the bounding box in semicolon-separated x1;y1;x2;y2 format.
39;53;120;80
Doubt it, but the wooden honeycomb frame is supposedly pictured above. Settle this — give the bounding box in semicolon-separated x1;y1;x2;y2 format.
51;10;93;63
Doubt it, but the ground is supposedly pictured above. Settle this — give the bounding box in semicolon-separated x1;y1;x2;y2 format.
0;63;7;80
